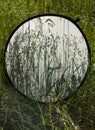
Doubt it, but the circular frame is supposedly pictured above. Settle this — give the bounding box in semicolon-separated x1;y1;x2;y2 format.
5;14;91;103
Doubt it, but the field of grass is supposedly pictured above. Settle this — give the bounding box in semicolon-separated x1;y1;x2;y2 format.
0;0;95;130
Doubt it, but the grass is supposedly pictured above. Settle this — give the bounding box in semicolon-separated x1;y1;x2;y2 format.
0;98;81;130
0;0;95;130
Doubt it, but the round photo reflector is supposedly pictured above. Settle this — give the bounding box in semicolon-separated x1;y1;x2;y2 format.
5;15;90;102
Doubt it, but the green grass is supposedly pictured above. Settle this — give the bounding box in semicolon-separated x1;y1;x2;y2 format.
0;0;95;130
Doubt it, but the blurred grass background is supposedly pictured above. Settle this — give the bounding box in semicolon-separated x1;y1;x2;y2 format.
0;0;95;130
